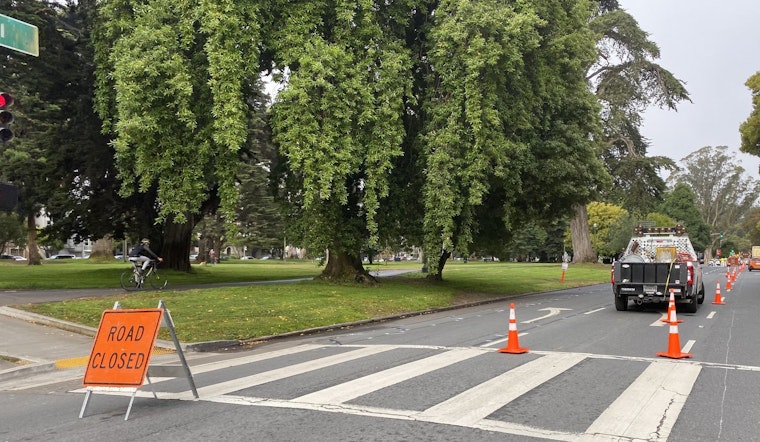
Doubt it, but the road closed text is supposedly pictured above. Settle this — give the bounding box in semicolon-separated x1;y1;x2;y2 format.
90;325;148;369
90;350;147;370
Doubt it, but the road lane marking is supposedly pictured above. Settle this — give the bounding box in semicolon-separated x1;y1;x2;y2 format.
583;360;701;441
522;308;572;324
707;311;716;319
584;308;605;315
650;313;668;327
682;339;696;353
479;332;528;348
417;352;587;426
294;347;485;404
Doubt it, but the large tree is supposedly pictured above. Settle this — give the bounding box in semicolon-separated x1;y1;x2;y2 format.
0;0;88;264
670;146;760;243
421;0;607;278
93;0;262;270
268;0;413;282
570;2;690;262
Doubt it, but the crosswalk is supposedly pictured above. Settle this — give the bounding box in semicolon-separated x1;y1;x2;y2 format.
69;343;758;441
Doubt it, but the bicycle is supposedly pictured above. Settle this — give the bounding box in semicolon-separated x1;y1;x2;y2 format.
120;259;168;291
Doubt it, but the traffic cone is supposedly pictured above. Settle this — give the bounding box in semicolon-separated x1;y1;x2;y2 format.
726;276;732;292
712;281;726;305
661;289;683;323
657;307;692;359
732;268;737;282
497;303;529;354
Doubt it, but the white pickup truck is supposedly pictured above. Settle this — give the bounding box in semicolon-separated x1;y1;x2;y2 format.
611;225;705;312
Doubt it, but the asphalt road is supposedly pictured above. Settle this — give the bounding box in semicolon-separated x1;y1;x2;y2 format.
1;265;758;441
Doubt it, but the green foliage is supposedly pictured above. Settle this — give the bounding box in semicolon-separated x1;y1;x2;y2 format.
659;183;711;251
587;201;628;256
643;212;676;228
94;0;262;223
269;0;412;257
740;71;760;159
0;212;26;253
588;6;688;218
422;0;607;275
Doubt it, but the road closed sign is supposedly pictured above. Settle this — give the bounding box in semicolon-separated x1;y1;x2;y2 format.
83;309;164;388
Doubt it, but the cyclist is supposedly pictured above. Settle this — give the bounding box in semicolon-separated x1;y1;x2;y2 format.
128;238;163;274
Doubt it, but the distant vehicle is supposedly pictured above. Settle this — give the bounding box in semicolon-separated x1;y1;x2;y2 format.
749;247;760;271
0;254;16;260
240;256;253;260
749;257;760;271
47;254;76;260
12;255;26;261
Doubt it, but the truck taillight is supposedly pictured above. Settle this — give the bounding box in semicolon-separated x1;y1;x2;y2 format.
686;262;694;285
610;264;615;284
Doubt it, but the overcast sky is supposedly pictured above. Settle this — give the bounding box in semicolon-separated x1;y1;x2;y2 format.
620;0;760;177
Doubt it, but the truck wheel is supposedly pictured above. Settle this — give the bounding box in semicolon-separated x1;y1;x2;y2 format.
614;292;628;311
697;283;705;304
684;290;698;313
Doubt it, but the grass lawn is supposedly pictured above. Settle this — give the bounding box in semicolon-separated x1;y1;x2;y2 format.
3;260;610;344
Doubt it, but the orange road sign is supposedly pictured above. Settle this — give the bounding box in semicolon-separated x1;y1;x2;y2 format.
83;309;163;387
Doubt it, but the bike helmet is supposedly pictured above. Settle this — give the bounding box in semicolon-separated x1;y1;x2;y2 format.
140;238;150;244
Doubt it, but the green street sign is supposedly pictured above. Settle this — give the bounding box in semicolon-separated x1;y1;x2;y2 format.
0;13;39;57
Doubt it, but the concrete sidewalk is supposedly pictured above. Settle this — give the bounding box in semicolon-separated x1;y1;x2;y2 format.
0;307;97;381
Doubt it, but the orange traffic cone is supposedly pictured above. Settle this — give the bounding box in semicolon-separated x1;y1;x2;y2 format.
657;306;692;359
497;303;529;354
726;276;732;292
712;281;726;305
732;268;737;282
661;289;683;323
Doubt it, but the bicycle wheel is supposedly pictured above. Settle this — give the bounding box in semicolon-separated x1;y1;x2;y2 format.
147;271;167;290
120;271;140;291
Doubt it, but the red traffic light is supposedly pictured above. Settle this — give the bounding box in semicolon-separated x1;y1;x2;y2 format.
0;92;13;109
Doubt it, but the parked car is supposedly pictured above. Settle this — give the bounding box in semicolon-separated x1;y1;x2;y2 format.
12;255;26;261
0;254;16;260
47;254;77;260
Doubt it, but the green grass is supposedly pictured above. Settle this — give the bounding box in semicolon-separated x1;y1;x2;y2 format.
0;258;333;289
6;260;610;343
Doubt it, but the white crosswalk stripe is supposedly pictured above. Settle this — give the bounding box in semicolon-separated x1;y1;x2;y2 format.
582;360;702;441
417;352;587;426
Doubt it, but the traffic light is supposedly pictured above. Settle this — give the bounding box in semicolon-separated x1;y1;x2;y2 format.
0;182;19;212
0;92;14;143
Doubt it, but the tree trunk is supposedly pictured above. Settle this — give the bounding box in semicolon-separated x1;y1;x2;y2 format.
26;213;42;265
162;217;195;272
90;235;114;259
427;249;451;281
570;203;595;263
320;248;376;284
